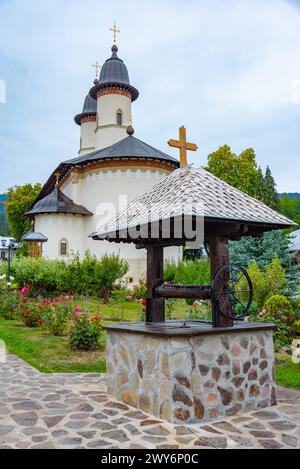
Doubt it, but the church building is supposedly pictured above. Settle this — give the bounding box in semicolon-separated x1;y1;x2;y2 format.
25;32;181;285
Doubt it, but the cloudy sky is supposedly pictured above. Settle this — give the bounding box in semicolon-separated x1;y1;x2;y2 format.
0;0;299;193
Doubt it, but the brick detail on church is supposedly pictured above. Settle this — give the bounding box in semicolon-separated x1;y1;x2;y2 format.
97;88;132;99
80;115;97;124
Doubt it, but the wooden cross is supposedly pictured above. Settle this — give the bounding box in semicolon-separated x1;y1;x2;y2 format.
92;61;101;79
168;126;198;168
110;22;120;44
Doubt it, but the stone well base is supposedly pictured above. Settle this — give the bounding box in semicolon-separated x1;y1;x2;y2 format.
105;323;277;424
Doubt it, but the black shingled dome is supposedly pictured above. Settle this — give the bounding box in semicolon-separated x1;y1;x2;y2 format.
74;93;97;126
90;45;139;101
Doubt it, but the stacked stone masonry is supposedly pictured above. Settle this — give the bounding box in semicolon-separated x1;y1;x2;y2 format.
106;330;276;424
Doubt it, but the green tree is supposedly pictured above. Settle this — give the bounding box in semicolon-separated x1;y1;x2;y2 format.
229;230;294;271
205;145;259;197
230;230;298;297
280;195;300;229
262;166;280;211
5;184;41;240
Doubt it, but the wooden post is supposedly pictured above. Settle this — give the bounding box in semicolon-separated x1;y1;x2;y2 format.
146;246;165;322
209;236;233;327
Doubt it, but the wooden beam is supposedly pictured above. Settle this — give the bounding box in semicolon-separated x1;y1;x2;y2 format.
146;246;165;322
209;236;233;328
155;284;211;299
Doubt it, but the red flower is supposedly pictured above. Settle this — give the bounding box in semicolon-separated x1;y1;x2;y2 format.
21;287;29;295
52;302;57;308
23;298;27;304
39;319;45;325
141;299;147;306
20;312;24;316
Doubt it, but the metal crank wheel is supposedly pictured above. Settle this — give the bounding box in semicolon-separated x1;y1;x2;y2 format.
211;263;253;320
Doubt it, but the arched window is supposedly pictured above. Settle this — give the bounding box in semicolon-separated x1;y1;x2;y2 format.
59;239;68;256
116;109;123;126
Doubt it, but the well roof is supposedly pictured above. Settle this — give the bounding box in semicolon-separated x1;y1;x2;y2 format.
91;166;295;241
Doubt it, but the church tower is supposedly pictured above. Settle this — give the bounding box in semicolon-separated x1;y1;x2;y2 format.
74;89;97;155
90;32;139;151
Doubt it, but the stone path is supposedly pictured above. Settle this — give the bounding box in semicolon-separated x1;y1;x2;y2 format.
0;354;300;449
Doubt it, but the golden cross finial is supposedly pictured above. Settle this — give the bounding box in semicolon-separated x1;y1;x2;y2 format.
92;61;101;79
168;126;198;168
54;172;60;187
110;21;120;44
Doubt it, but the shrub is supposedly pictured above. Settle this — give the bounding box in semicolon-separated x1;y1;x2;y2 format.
235;300;259;318
15;287;42;327
41;296;74;336
165;299;175;320
237;258;287;308
133;280;147;300
189;300;211;320
0;290;20;320
69;313;102;351
109;288;130;304
256;295;300;351
7;257;67;295
164;259;210;286
2;252;129;300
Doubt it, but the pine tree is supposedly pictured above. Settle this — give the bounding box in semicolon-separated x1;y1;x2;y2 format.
262;166;280;211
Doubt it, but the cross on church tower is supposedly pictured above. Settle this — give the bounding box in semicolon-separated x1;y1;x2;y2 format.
92;61;101;79
168;126;198;167
110;22;120;44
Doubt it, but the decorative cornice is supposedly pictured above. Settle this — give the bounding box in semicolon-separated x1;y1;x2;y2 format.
90;82;139;102
74;112;97;126
81;115;97;124
97;88;132;99
60;158;176;187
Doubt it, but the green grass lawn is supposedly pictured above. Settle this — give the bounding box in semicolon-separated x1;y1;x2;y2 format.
0;319;106;373
75;297;194;322
275;353;300;390
0;299;205;374
1;298;300;391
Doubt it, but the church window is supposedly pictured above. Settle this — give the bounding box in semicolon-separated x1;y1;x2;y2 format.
60;240;68;256
116;110;123;126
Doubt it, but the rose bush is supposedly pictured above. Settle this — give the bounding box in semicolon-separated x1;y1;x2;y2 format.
69;313;102;350
41;296;74;336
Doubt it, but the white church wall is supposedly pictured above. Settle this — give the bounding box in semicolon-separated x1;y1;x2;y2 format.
53;167;180;285
79;120;96;155
95;93;131;150
35;214;86;259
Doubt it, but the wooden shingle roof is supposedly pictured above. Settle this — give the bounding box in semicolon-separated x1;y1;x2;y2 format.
91;166;295;241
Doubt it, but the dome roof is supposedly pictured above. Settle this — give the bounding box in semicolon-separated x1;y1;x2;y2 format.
99;45;130;85
74;91;97;126
90;45;139;102
24;187;93;218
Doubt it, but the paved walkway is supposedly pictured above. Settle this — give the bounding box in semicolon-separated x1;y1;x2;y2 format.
0;354;300;449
